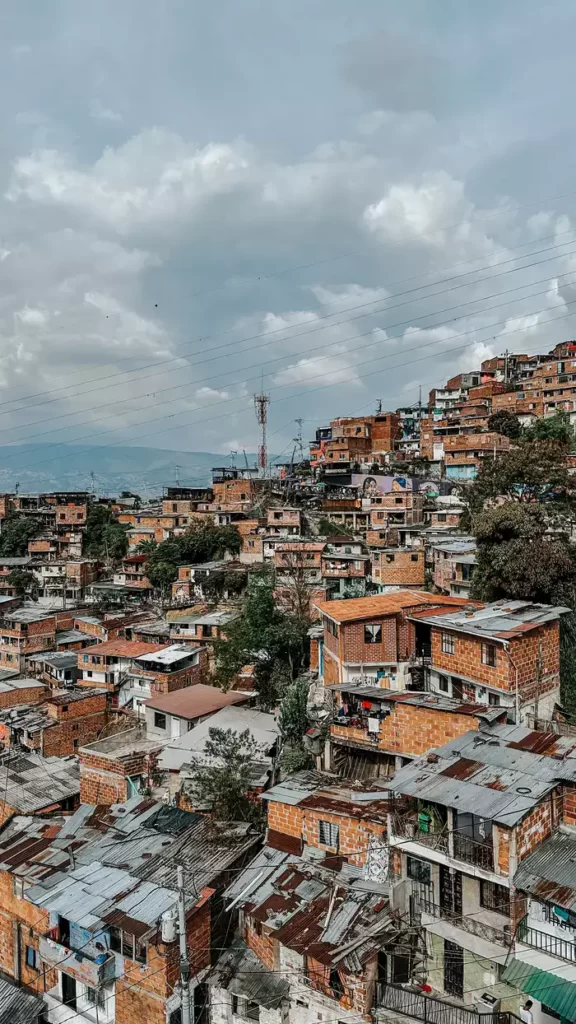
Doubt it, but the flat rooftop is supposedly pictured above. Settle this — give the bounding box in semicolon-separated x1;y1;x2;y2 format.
410;599;571;639
79;728;161;759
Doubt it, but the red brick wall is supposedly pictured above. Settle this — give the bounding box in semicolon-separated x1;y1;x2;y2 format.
341;618;398;664
372;550;425;586
55;504;87;525
0;683;47;708
332;702;486;757
212;479;254;505
246;918;276;970
516;798;553;862
266;800;386;868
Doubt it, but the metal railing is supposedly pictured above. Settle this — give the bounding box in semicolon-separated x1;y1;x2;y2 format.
418;895;509;947
376;982;523;1024
453;833;494;871
517;917;576;963
391;815;449;854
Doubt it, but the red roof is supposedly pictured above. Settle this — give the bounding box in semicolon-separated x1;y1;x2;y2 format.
83;640;164;658
314;590;469;624
145;683;248;719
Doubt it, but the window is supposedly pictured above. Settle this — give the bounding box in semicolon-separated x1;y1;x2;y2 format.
437;513;446;522
329;969;345;1000
13;877;24;898
154;712;167;730
364;624;382;644
318;820;340;849
481;643;496;667
407;857;431;885
488;692;500;706
411;553;419;562
26;945;39;970
480;880;509;915
385;553;395;563
441;633;455;655
232;996;260;1021
438;675;449;693
395;497;403;505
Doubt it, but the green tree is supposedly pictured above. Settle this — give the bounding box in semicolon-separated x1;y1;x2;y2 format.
0;514;41;557
278;677;314;772
317;519;353;538
185;727;266;825
487;409;522;439
85;505;128;561
8;567;38;599
214;569;309;706
467;438;572;509
146;560;178;595
524;410;575;446
135;539;158;555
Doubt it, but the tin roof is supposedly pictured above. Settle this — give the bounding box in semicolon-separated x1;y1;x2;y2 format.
224;848;393;970
158;706;278;772
514;827;576;910
326;685;504;723
0;976;44;1024
409;599;570;639
0;751;79;814
314;590;468;624
212;941;289;1009
261;770;389;822
134;643;199;666
387;724;576;825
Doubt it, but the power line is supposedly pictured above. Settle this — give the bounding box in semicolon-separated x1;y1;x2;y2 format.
2;228;576;424
3;259;576;462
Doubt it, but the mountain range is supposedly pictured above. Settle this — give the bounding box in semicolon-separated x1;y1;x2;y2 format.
0;445;257;496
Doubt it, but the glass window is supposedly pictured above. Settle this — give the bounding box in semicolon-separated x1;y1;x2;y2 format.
318;820;340;848
407;857;431;885
364;624;382;644
154;712;167;730
26;945;39;969
488;692;500;706
482;643;496;667
480;880;509;915
438;675;449;693
441;633;455;655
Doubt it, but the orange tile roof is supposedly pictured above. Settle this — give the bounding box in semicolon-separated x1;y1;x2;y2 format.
82;640;165;658
314;591;469;624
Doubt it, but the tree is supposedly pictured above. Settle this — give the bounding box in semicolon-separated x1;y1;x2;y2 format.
524;411;575;446
146;560;178;595
0;515;41;557
317;519;353;538
8;568;38;599
185;727;266;825
278;677;314;772
467;438;572;509
136;540;158;555
487;410;522;439
214;569;309;706
85;505;128;561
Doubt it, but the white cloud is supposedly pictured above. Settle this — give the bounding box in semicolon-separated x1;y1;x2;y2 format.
90;99;122;123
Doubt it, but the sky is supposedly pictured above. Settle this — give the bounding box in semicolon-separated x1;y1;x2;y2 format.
3;0;576;471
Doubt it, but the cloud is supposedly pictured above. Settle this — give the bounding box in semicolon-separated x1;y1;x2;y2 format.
90;99;122;123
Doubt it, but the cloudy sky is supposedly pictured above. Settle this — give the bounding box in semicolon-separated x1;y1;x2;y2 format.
3;0;576;471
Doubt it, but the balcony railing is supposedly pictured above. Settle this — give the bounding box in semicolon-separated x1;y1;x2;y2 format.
39;934;117;986
375;982;523;1024
418;894;509;947
517;917;576;963
391;814;449;854
453;833;494;871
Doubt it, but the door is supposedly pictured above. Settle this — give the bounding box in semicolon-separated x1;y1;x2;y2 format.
170;716;181;739
444;939;464;998
61;973;77;1011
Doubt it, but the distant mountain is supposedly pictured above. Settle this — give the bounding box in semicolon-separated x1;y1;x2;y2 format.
0;444;259;496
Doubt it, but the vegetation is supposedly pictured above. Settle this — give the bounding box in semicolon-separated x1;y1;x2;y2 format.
8;567;38;599
214;568;309;707
317;518;353;538
0;514;41;556
184;727;266;826
143;521;241;597
278;677;314;772
487;409;522;439
85;505;129;561
467;438;572;509
524;410;575;446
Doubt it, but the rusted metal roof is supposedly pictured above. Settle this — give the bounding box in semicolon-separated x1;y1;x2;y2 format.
439;757;484;780
266;829;303;857
508;731;560;754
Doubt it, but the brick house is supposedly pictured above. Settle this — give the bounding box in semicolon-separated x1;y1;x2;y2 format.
371;548;425;589
0;688;108;756
55;502;88;526
0;798;260;1024
326;685;505;777
409;599;569;722
384;723;576;1014
0;608;58;672
431;539;477;594
113;553;152;590
266;507;302;533
443;432;511;481
211;771;400;1024
79;727;163;804
0;676;48;708
314;591;469;689
77;639;164;693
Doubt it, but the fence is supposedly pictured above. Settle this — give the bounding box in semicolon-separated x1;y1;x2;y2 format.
376;982;522;1024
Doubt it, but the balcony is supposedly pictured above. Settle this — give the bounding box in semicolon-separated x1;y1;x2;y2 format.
39;934;117;986
331;721;381;748
453;834;494;871
391;813;449;854
517;917;576;963
418;894;510;947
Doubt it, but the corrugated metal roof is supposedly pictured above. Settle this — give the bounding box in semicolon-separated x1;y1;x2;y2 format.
514;828;576;909
502;959;576;1020
0;976;44;1024
212;941;289;1009
409;599;570;639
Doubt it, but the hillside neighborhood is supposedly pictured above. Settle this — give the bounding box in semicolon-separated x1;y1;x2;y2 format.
1;342;576;1024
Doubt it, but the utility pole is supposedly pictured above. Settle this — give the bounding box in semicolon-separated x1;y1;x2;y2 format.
177;865;191;1024
503;348;509;384
534;639;542;728
254;384;270;479
175;464;181;487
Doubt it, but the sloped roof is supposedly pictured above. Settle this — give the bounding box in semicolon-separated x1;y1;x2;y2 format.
145;683;248;719
314;590;468;624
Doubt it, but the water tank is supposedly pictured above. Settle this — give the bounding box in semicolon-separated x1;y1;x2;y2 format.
161;909;177;943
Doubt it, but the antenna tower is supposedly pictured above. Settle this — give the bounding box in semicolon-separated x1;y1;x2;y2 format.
254;387;270;477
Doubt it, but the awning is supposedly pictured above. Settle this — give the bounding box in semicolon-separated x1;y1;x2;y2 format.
502;958;576;1021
